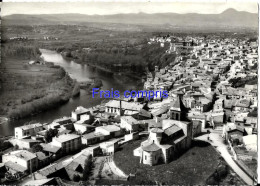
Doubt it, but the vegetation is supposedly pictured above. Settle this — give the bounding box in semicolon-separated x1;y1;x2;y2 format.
29;144;43;153
73;174;81;182
2;41;41;60
0;42;77;119
206;161;229;185
82;155;93;181
44;128;58;143
57;42;176;74
228;76;257;88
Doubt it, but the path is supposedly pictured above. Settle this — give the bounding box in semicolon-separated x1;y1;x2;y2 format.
195;131;254;185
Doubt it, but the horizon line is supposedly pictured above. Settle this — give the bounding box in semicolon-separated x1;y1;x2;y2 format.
2;8;258;17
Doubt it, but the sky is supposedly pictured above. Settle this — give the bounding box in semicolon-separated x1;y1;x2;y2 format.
1;1;258;17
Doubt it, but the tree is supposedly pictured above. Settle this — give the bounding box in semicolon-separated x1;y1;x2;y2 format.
82;155;93;181
13;144;19;150
44;128;58;143
30;144;43;153
73;174;81;182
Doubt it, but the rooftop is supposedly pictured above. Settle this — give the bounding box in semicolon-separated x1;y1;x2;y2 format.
96;124;121;132
142;143;161;152
5;161;27;172
16;123;43;131
52;134;80;143
164;125;182;136
5;150;36;161
121;116;138;125
105;100;145;111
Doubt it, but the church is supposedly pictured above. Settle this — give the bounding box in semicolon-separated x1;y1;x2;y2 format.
133;96;193;166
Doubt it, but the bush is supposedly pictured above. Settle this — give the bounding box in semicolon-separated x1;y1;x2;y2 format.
73;174;81;182
217;165;228;178
206;176;219;185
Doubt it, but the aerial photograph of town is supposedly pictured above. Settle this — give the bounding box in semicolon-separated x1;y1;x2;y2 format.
0;1;258;185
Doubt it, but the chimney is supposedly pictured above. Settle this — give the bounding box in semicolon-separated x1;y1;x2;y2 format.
155;117;160;123
119;100;122;116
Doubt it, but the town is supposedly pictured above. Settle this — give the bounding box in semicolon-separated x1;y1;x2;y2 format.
0;34;257;185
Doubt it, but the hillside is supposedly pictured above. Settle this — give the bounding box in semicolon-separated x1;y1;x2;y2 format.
2;9;258;30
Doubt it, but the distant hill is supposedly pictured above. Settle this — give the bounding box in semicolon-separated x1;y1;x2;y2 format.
2;8;258;30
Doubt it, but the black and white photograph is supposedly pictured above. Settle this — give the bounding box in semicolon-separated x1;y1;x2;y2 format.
0;1;258;185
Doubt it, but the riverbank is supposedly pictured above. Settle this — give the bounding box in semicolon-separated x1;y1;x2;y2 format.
0;57;78;120
61;53;146;81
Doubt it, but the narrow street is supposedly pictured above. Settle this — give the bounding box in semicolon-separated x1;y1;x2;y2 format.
195;131;254;185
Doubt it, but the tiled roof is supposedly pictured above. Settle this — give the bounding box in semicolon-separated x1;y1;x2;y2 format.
52;134;80;143
96;125;121;132
37;162;65;176
164;125;182;136
41;143;61;153
16;123;43;130
5;161;27;172
142;143;161;152
6;150;36;161
121;116;138;125
82;132;108;140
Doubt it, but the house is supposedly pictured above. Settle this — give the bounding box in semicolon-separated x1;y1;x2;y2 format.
71;106;90;121
95;125;123;137
124;132;139;142
40;143;62;160
242;135;257;152
133;119;192;166
222;123;245;143
2;150;38;172
105;100;146;115
11;138;41;150
53;117;73;125
73;123;95;134
36;152;50;168
82;132;110;146
4;161;27;175
77;113;94;124
151;106;169;117
51;134;82;154
120;116;140;132
192;97;212;112
15;123;44;139
99;139;120;155
233;99;251;112
245;116;257;129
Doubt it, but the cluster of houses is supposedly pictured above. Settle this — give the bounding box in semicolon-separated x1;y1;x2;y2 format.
0;35;257;183
43;36;59;40
9;36;28;41
144;35;258;175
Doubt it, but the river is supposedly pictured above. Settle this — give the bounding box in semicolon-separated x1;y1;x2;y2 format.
0;49;143;137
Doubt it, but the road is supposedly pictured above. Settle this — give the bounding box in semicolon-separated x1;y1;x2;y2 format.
196;131;254;185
